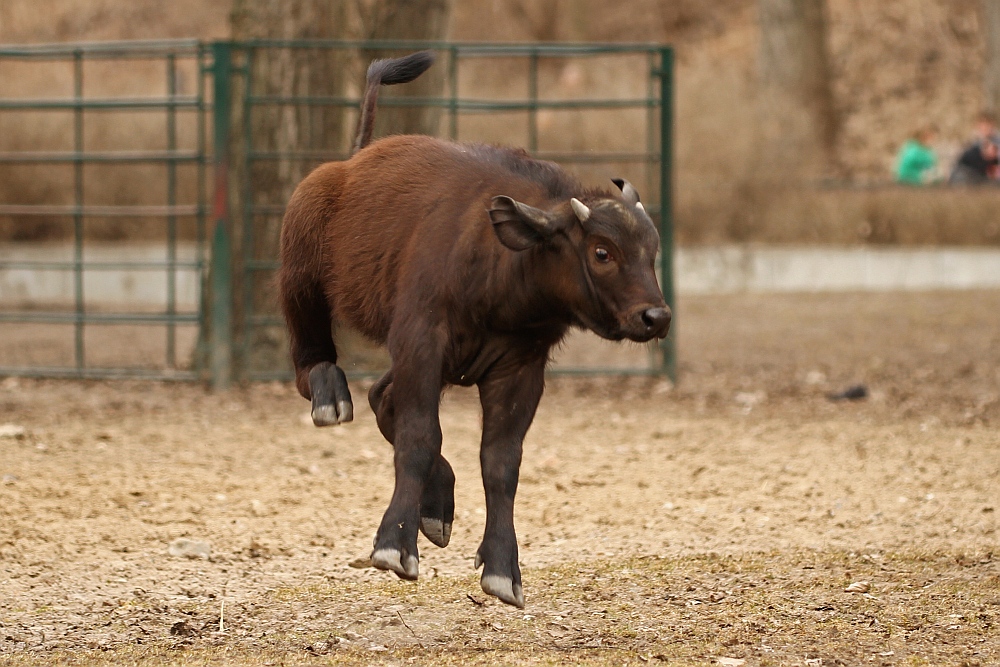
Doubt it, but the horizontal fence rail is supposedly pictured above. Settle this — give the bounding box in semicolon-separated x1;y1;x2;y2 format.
0;39;675;384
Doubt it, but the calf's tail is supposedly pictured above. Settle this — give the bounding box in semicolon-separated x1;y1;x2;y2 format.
352;50;436;155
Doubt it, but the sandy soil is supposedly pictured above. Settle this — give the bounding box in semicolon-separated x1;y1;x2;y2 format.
0;290;998;666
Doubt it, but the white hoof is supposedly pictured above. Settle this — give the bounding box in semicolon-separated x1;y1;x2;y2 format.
371;548;418;580
312;401;353;426
311;404;340;427
481;574;525;608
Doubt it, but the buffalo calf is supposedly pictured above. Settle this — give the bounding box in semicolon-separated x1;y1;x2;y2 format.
278;51;670;608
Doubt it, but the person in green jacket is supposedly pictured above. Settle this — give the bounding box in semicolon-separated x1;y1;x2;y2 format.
894;126;938;185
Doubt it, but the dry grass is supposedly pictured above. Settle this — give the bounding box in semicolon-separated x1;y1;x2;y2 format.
3;551;997;666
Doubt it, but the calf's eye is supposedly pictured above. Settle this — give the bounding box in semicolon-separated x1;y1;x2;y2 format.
594;247;611;263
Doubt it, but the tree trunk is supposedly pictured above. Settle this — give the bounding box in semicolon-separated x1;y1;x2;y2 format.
985;0;1000;113
218;0;451;378
358;0;454;139
228;0;350;375
756;0;837;179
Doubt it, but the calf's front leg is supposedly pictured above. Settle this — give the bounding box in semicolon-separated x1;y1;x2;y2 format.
475;358;545;608
369;345;444;580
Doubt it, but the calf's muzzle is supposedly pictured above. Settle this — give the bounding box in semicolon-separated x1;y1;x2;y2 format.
621;304;671;342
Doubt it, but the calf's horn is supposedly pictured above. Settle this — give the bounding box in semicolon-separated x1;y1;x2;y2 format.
570;198;591;222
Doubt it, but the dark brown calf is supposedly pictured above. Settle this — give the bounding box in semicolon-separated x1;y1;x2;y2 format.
278;51;670;608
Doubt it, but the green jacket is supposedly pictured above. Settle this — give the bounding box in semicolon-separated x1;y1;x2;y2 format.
895;139;936;185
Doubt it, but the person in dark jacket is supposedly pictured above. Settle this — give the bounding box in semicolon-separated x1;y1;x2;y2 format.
949;111;1000;185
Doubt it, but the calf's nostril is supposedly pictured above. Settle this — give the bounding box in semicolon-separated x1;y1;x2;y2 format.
641;307;671;330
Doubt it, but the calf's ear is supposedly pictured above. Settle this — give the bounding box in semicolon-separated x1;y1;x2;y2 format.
488;195;555;251
612;178;642;208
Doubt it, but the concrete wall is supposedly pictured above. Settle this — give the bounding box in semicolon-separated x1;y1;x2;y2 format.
678;246;1000;294
0;243;201;309
1;243;999;308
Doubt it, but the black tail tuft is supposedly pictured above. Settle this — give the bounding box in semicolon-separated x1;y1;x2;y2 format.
367;50;436;87
353;51;436;155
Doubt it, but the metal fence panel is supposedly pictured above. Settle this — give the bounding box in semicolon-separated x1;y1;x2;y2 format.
0;40;673;384
0;40;211;379
224;40;675;384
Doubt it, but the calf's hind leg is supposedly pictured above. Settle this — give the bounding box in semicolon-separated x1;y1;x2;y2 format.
281;279;353;426
308;362;353;426
369;370;455;548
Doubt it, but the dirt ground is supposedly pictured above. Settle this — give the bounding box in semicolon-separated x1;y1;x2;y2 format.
1;290;998;666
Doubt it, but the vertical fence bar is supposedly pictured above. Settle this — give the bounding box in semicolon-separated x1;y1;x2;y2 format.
645;51;657;217
527;51;538;153
210;42;234;390
197;44;208;358
448;45;458;141
72;50;85;373
166;53;178;368
646;50;659;373
240;46;256;377
658;47;676;382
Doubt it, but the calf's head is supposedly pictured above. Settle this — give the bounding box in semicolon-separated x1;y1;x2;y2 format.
488;179;670;342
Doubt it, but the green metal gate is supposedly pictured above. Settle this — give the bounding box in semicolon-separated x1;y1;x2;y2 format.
216;40;675;386
0;40;211;379
0;40;673;384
